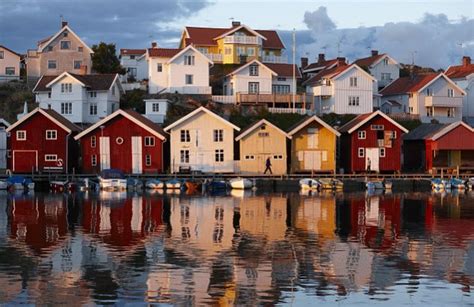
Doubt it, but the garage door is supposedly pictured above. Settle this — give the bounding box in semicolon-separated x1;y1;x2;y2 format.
13;150;38;173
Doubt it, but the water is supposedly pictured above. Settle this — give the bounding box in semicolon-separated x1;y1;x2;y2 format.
0;190;473;306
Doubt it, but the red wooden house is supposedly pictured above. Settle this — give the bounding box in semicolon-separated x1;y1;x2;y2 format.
338;111;408;173
74;109;167;174
403;121;474;172
6;107;81;173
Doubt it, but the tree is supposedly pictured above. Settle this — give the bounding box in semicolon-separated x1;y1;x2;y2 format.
91;42;126;74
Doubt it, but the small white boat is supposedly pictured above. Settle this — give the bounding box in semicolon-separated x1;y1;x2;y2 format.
332;179;344;190
299;178;320;190
442;179;452;190
0;180;7;190
50;180;69;192
366;181;384;190
318;178;334;190
229;178;252;190
166;179;181;189
431;178;445;190
384;181;393;190
145;179;164;190
98;169;127;191
127;178;143;191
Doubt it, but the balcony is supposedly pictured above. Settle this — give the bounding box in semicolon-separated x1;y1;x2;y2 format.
261;55;288;64
425;96;463;108
312;85;333;97
204;53;223;62
223;35;258;45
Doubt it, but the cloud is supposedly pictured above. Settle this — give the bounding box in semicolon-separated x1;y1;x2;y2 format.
294;6;474;69
0;0;211;52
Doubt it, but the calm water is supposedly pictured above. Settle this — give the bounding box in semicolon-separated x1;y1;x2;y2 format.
0;190;473;306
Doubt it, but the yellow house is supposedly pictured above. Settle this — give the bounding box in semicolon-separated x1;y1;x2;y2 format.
236;119;290;175
179;21;286;65
287;116;340;173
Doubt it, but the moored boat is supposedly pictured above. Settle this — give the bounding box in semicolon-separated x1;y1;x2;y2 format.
127;178;143;191
145;179;164;190
7;176;34;191
0;180;8;190
50;180;69;192
332;179;344;190
431;178;445;190
166;179;182;190
299;178;320;190
205;179;228;192
384;180;393;190
229;178;252;190
366;180;384;190
184;180;202;192
449;178;466;190
98;169;127;191
318;178;333;190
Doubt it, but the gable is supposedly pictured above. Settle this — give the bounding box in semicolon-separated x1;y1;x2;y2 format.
164;107;240;132
333;64;375;82
420;75;465;96
39;26;93;53
434;125;474;150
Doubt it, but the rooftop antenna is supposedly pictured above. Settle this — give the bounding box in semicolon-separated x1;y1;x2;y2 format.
457;42;465;56
292;28;296;112
60;14;64;23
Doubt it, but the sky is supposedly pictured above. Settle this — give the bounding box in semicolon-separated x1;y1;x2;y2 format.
0;0;473;68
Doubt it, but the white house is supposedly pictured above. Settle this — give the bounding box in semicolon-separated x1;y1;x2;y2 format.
119;49;148;90
300;54;338;79
304;60;376;115
0;45;21;82
380;73;466;123
164;106;240;173
354;50;400;89
33;72;123;124
147;44;213;95
0;119;10;169
222;59;301;95
446;56;474;119
144;99;169;124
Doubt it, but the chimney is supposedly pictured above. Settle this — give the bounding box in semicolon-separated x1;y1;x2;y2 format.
371;50;379;56
318;53;325;63
79;65;87;76
232;21;241;27
151;41;158;48
336;57;346;67
301;57;308;69
61;21;68;28
462;56;471;66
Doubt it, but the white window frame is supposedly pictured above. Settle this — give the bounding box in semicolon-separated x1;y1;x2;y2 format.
358;131;366;140
144;136;155;147
380;148;386;158
61;83;72;93
90;103;98;115
145;154;152;166
213;129;223;142
180;150;190;163
152;103;159;112
391;131;397;139
89;91;97;98
180;130;190;142
157;63;163;72
371;125;384;131
61;102;72;115
91;136;96;148
248;82;259;94
249;64;259;76
48;60;57;69
184;55;195;66
16;130;26;141
215;149;224;162
350;77;358;87
46;130;57;140
447;88;454;97
91;155;97;166
358;147;365;158
348;96;360;106
45;154;58;161
185;74;193;85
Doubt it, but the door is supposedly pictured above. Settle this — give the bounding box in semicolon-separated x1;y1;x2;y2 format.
13;150;37;173
365;148;380;172
99;137;110;170
132;136;143;174
0;131;6;169
304;151;321;170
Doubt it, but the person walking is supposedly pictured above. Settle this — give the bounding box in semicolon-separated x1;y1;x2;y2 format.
366;157;371;174
264;157;273;174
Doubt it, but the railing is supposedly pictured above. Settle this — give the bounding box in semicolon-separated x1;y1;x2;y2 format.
268;107;313;115
388;113;420;121
312;85;333;96
212;95;237;104
223;35;258;45
425;96;463;108
27;50;38;57
237;92;310;105
0;75;20;82
168;86;212;95
204;53;223;62
261;55;288;64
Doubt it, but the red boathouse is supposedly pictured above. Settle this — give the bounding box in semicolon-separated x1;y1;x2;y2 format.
6;108;81;173
339;111;408;173
74;109;167;174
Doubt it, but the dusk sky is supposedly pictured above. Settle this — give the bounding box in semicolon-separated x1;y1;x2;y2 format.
1;0;473;68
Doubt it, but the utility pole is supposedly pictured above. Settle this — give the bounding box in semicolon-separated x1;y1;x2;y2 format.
292;28;296;111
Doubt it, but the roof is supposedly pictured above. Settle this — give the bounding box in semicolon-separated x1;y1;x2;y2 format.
380;74;439;95
74;109;167;141
6;108;81;133
353;54;386;68
303;63;375;86
166;45;212;65
445;63;474;79
235;119;290;141
0;45;21;57
403;123;450;140
164;106;240;132
287;115;341;137
227;60;277;77
382;100;402;107
265;63;302;78
183;26;285;49
38;25;93;54
120;49;146;55
302;59;338;72
338;110;408;134
33;73;119;92
0;119;11;127
147;48;181;58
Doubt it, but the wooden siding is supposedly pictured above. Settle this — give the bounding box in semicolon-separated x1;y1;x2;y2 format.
433;125;474;150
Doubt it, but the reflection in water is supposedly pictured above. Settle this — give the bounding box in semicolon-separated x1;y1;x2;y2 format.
0;191;473;305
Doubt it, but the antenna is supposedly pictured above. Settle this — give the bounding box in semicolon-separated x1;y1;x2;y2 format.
411;51;417;66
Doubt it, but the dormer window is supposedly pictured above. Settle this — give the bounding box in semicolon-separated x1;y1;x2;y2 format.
184;55;195;66
60;41;71;50
350;77;358;87
61;83;72;93
447;88;454;97
249;64;259;76
383;58;389;65
426;88;433;96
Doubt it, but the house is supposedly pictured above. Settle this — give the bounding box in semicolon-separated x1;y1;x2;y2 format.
26;21;93;83
445;56;474;119
119;48;148;89
33;72;123;124
0;119;10;169
235;119;290;175
147;44;213;94
6;108;81;173
179;21;286;64
380;73;466;123
353;50;400;89
287;115;340;173
164;106;240;173
338;111;408;173
403;121;474;172
0;45;21;82
144;99;169;124
304;60;377;115
300;54;338;79
73;109;167;174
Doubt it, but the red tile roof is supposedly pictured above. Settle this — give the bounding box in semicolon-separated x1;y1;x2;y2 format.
33;74;118;92
353;54;385;68
184;26;285;49
303;64;350;86
302;59;338;72
147;48;181;58
120;49;146;55
265;63;302;78
380;73;439;96
0;45;21;57
445;64;474;79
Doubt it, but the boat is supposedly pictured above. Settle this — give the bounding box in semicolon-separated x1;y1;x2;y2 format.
442;179;452;190
165;179;182;189
318;178;334;190
449;178;466;190
229;178;252;190
299;178;320;190
145;179;164;190
431;178;445;190
50;180;70;192
384;180;393;190
184;180;202;192
24;178;35;190
7;176;33;191
332;179;344;190
205;179;228;192
98;169;127;191
0;180;8;190
366;180;384;190
127;178;143;191
75;178;98;191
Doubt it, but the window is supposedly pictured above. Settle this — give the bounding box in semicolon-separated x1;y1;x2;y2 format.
447;88;454;97
358;131;366;139
127;67;137;77
180;130;190;142
60;41;71;50
426;107;434;117
358;148;365;158
248;82;259;94
91;155;97;166
383;58;389;65
74;60;82;69
213;129;223;142
380;148;386;157
247;47;255;56
61;83;72;93
381;73;391;81
145;136;155;147
47;46;53;52
272;84;290;94
245;155;255;160
78;46;83;52
16;130;26;141
348;96;360;106
45;154;58;161
371;125;384;130
236;47;245;55
89;91;97;98
116;137;124;145
225;47;232;55
0;51;3;59
307;128;319;148
184;55;195;65
61;102;72;115
447;108;455;118
5;67;15;75
249;64;259;76
112;85;116;96
390;131;397;139
90;103;97;115
48;92;51;98
197;47;208;54
152;103;159;112
215;149;224;162
46;130;57;140
273;155;283;160
130;55;136;60
185;74;193;85
350;77;358;87
91;136;96;148
258;132;269;137
180;150;190;163
145;155;152;166
277;77;287;81
48;60;57;69
426;88;433;96
157;63;162;72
